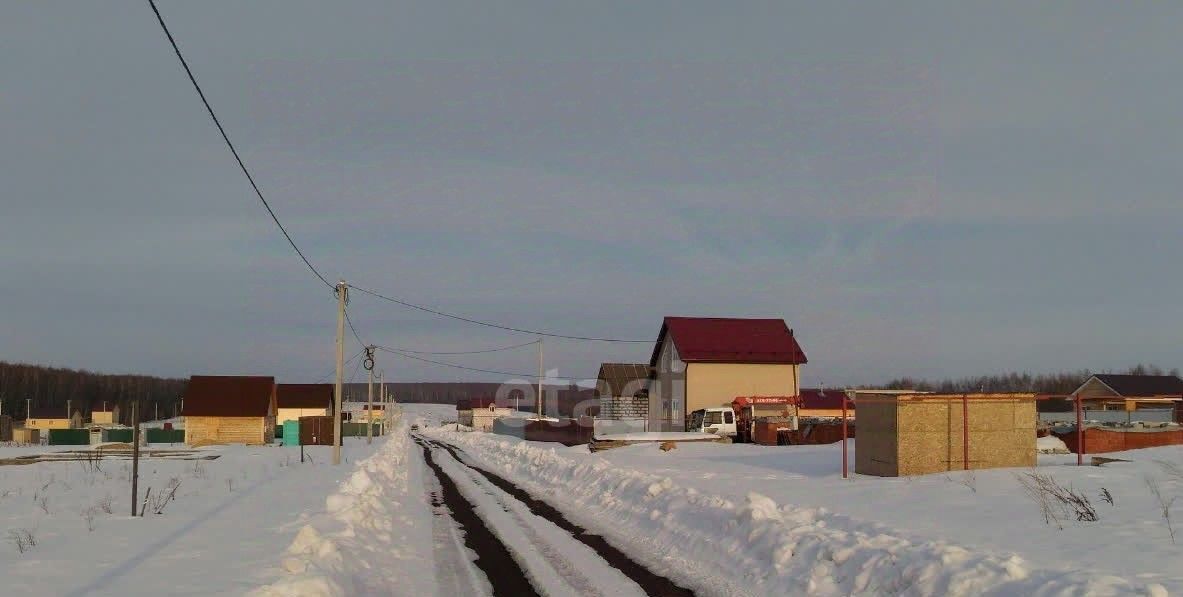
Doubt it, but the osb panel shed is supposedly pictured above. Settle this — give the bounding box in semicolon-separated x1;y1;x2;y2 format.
856;393;1036;477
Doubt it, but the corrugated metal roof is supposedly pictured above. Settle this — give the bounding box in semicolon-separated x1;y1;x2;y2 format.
799;388;847;410
182;376;275;417
595;363;650;398
1092;374;1183;397
649;317;807;366
276;384;333;409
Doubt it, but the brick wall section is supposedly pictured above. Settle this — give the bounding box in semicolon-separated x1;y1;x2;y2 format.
1054;427;1183;454
779;421;854;445
599;396;648;419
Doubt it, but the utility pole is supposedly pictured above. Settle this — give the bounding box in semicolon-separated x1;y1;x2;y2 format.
332;281;347;465
378;369;385;436
536;338;544;420
155;402;159;422
26;398;31;420
366;346;375;445
131;400;140;516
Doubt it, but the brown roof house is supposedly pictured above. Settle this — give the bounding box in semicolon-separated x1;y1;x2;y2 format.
25;406;84;431
648;317;807;431
182;376;277;445
1073;374;1183;411
276;384;333;424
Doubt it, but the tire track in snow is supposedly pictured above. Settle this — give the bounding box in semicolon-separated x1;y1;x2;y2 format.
430;440;634;597
414;437;541;597
425;437;695;597
423;453;491;597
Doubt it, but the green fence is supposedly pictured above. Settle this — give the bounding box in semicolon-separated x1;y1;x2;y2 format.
48;429;90;446
341;422;383;437
146;428;185;444
105;428;134;443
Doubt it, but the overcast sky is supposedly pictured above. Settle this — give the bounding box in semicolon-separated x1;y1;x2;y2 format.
2;2;1181;386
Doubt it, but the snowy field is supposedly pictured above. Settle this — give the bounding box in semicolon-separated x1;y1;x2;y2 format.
4;403;1179;596
0;436;382;595
416;403;1179;596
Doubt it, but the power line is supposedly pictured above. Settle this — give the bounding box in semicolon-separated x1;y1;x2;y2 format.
146;2;655;345
374;346;538;379
344;308;367;348
146;0;332;290
313;348;363;384
350;284;651;343
378;339;540;355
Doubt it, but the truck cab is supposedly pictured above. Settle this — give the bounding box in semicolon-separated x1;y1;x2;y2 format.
688;407;737;437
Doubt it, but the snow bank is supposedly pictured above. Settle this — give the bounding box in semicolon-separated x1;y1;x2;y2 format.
1037;435;1070;454
594;431;723;441
251;415;434;597
424;427;1163;597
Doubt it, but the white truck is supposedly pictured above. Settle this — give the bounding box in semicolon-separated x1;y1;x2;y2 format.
689;396;800;443
688;407;738;438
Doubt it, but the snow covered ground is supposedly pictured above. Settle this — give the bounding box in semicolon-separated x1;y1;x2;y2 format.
421;408;1180;596
0;436;382;595
4;402;1179;596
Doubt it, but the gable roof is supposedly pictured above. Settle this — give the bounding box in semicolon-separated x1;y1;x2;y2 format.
798;388;848;411
27;406;73;420
1087;374;1183;398
595;363;651;398
649;317;807;366
182;376;275;417
276;384;333;409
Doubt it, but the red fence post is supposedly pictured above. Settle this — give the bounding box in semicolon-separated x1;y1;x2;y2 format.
962;394;970;471
841;393;849;479
1075;393;1083;466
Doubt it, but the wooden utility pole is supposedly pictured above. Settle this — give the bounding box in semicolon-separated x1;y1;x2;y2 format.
378;370;385;436
367;346;375;445
131;400;140;516
536;338;544;420
333;281;347;465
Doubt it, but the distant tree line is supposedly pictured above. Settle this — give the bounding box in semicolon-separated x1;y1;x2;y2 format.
879;364;1180;395
0;361;186;424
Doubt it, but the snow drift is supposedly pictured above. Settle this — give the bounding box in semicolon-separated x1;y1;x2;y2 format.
424;427;1164;597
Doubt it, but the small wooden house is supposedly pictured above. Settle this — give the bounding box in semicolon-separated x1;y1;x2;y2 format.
25;407;83;431
276;384;333;424
182;376;277;445
856;393;1036;477
91;405;119;426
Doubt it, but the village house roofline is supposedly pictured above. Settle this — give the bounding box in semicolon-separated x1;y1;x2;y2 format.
648;316;807;367
276;383;334;409
182;375;275;417
1075;374;1183;398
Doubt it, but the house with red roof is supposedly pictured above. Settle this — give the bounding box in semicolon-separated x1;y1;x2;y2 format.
648;317;807;431
797;388;852;419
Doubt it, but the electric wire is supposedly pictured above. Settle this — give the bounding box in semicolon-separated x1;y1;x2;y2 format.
313;348;363;384
349;284;651;343
374;346;538;379
146;0;333;290
147;1;655;345
377;339;540;355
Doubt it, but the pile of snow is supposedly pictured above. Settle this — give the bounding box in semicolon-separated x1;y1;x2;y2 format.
251;413;434;597
594;431;723;442
423;426;1164;596
1036;435;1070;454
